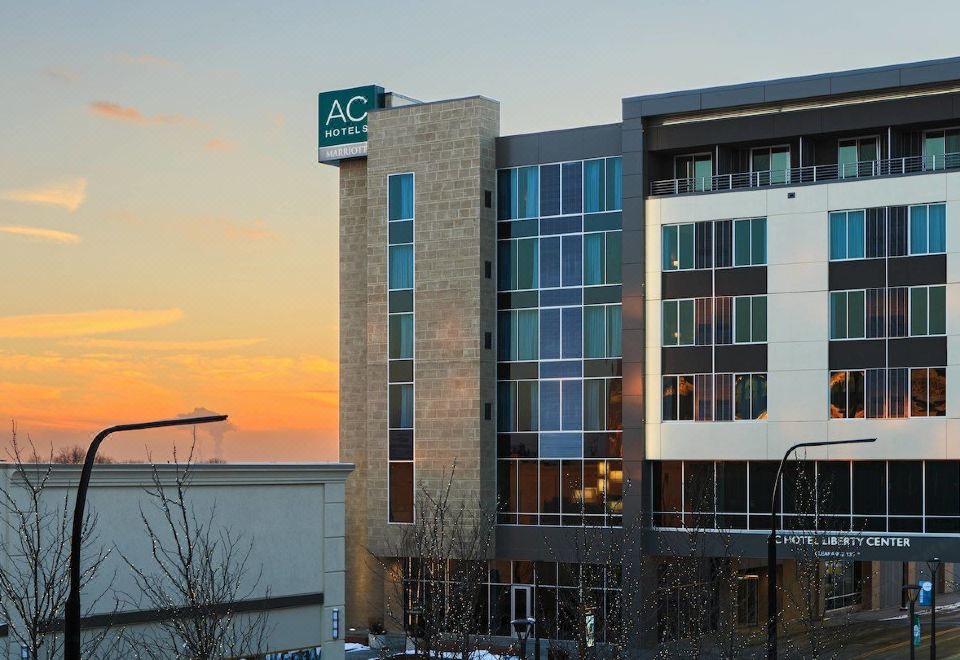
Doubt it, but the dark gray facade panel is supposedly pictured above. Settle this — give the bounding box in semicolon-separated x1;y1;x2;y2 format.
622;392;644;429
622;328;644;362
495;124;621;168
621;151;643;176
829;259;886;290
828;340;886;369
829;69;902;95
625;56;960;119
496;526;624;562
622;293;644;331
644;94;960;153
761;78;833;104
888;255;947;287
621;127;645;156
901;59;960;86
715;344;767;373
646;529;960;562
700;85;766;111
621;229;644;265
537;128;585;163
495;133;539;168
639;94;702;118
662;271;712;299
661;346;712;374
714;267;767;297
622;263;645;295
889;337;947;367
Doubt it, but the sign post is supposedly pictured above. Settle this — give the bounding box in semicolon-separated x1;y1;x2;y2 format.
318;85;383;163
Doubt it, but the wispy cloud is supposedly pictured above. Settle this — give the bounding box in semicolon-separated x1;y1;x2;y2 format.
0;226;81;244
89;101;192;126
44;67;79;83
205;138;235;152
66;337;265;351
114;53;177;67
0;308;183;339
0;178;87;212
222;218;277;241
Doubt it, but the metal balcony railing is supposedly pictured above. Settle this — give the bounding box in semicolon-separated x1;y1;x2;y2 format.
650;152;960;196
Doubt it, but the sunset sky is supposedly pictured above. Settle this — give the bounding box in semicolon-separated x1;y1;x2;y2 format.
2;1;958;462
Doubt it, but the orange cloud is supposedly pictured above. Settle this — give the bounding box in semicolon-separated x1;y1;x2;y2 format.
0;308;183;339
0;226;80;244
223;218;276;241
89;101;191;126
205;138;236;152
65;337;265;351
114;53;176;67
0;178;87;211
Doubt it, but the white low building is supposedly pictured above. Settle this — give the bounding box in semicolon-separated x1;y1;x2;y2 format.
0;461;351;660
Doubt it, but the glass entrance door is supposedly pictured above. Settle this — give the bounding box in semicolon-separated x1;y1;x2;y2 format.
511;584;533;625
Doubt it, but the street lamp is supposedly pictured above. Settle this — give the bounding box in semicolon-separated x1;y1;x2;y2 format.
64;414;228;660
511;617;535;660
905;583;921;660
766;437;876;660
927;557;942;659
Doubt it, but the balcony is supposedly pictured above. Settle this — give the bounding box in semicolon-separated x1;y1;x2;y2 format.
649;153;960;196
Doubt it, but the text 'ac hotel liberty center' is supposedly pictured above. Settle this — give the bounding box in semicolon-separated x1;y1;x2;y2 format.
325;57;960;642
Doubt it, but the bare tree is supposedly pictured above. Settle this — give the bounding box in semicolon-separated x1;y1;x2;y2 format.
0;423;115;659
779;459;858;659
51;445;116;465
119;442;270;659
651;464;760;659
377;464;495;660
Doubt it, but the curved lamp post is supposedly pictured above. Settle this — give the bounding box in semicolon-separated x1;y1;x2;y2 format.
766;437;875;659
904;583;920;660
927;557;942;659
64;414;228;660
511;617;535;660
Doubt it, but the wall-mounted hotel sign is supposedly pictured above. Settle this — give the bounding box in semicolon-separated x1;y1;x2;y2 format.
647;529;960;562
318;85;384;164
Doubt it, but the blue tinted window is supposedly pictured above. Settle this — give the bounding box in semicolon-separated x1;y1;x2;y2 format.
518;166;538;218
540;308;561;360
540;164;560;216
584;159;605;213
584;233;604;285
561;235;582;287
388;173;414;221
540;381;561;431
540;237;560;288
540;433;581;458
606;157;622;211
562;380;582;430
930;203;946;252
561;162;582;215
388;245;413;290
562;307;582;359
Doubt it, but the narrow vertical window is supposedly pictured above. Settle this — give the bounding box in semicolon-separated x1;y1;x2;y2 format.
388;172;415;523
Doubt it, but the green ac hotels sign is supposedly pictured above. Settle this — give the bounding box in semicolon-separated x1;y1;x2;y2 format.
318;85;383;163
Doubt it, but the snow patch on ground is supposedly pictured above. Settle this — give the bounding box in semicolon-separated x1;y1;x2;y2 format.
345;643;371;652
879;600;960;621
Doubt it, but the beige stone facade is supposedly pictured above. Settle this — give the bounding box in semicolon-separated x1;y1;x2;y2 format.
339;97;500;628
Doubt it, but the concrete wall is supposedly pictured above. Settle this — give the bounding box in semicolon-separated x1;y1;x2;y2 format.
340;97;499;627
0;462;349;660
645;171;960;461
339;158;379;629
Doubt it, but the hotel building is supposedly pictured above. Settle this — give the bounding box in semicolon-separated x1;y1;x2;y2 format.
330;56;960;644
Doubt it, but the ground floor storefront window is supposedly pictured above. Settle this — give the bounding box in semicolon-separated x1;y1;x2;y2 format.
824;560;862;611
